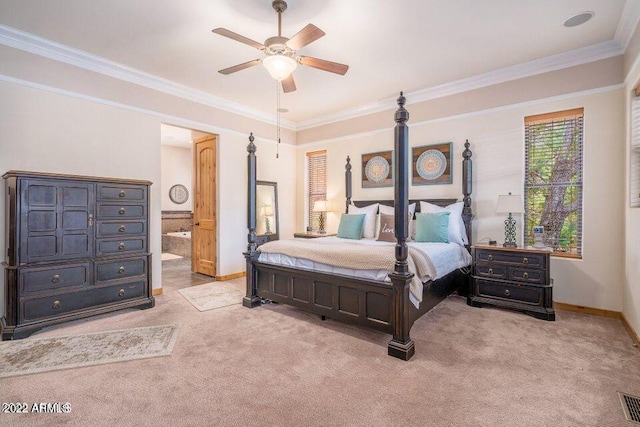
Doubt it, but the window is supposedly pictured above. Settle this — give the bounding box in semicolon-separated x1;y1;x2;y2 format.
631;96;640;208
307;150;327;230
524;108;583;257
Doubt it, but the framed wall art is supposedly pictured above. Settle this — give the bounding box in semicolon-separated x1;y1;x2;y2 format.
362;150;393;188
412;142;452;185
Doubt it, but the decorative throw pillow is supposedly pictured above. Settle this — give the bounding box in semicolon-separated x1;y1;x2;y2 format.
376;213;396;242
415;212;450;243
419;201;467;245
337;214;366;240
376;203;415;240
347;203;378;239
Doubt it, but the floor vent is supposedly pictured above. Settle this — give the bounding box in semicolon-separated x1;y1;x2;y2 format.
619;392;640;424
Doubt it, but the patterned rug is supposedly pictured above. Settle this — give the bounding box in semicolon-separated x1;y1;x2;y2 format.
161;253;183;261
0;324;180;378
178;282;244;311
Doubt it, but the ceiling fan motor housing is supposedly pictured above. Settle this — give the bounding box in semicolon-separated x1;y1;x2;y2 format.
265;36;291;55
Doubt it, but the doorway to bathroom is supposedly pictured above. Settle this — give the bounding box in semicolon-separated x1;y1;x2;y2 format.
160;124;217;292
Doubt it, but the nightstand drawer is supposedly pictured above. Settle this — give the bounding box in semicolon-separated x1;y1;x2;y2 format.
475;264;507;279
475;279;543;305
508;267;545;285
476;249;546;269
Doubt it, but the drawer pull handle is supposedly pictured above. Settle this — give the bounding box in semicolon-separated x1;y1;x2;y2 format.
118;289;125;297
119;190;126;197
523;272;529;279
119;266;125;274
118;242;125;250
52;300;61;309
119;208;126;215
52;274;61;283
504;289;511;297
523;257;528;264
119;225;126;232
488;268;494;275
487;255;493;261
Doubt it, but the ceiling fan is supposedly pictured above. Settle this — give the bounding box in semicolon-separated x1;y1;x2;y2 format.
212;0;349;93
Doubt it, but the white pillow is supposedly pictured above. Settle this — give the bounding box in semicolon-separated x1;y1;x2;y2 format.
419;201;468;246
376;203;415;239
348;203;378;238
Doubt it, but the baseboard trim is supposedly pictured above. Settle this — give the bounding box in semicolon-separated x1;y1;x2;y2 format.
215;272;246;281
152;288;163;296
555;302;639;346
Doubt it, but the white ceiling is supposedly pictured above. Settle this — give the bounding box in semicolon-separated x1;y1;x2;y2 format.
0;0;636;125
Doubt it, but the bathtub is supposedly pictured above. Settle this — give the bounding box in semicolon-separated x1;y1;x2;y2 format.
162;231;192;257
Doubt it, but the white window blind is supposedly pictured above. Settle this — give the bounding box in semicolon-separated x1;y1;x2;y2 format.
631;97;640;208
307;150;327;230
524;108;583;257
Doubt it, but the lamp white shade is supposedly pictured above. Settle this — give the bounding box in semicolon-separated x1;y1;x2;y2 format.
260;205;273;216
313;200;328;212
496;194;524;214
263;55;297;80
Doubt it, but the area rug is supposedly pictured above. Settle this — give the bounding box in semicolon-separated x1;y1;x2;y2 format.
0;324;180;378
161;253;183;261
178;282;244;311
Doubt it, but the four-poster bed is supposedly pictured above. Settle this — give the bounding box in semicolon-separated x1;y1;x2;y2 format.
242;93;473;360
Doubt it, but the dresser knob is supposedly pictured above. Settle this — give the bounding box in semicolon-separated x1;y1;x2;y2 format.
487;255;493;261
52;274;60;283
52;300;61;309
119;190;126;197
119;266;125;274
488;268;494;275
119;208;126;215
523;257;528;264
118;242;125;250
504;289;511;297
118;289;125;297
523;272;529;279
119;225;126;232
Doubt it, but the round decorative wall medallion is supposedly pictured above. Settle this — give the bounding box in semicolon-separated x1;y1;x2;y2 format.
365;156;390;183
169;184;189;204
416;150;447;180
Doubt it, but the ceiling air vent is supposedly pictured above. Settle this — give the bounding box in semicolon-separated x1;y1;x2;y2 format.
619;392;640;424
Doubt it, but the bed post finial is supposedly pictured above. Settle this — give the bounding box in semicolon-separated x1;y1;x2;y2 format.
462;139;473;250
243;132;261;308
345;156;352;213
388;91;415;361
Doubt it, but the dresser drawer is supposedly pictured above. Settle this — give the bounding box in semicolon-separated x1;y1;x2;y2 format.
476;249;546;269
508;267;546;285
21;280;146;322
97;204;146;219
475;264;507;279
96;238;147;256
97;184;146;201
96;220;146;237
475;279;543;305
96;257;147;283
20;263;90;294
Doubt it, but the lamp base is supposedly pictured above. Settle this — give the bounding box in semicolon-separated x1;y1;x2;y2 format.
503;241;517;248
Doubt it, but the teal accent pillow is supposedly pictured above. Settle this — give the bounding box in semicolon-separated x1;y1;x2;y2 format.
337;214;366;240
415;212;450;243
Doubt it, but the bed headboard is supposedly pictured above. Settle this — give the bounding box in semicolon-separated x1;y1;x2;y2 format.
346;140;473;250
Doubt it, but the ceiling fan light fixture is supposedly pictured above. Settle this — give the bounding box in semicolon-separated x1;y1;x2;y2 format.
263;54;297;81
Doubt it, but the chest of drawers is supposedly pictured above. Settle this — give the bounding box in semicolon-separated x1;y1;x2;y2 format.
467;245;555;321
2;171;155;340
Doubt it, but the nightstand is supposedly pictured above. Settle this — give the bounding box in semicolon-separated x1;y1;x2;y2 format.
467;244;555;321
294;232;336;238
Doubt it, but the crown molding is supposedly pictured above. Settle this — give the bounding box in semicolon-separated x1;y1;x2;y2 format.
296;40;624;130
0;24;296;131
615;0;640;51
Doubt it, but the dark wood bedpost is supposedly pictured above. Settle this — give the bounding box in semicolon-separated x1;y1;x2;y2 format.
243;133;261;308
388;92;415;361
462;139;473;251
345;156;352;213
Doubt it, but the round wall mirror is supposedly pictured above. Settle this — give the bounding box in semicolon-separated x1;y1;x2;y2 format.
169;184;189;204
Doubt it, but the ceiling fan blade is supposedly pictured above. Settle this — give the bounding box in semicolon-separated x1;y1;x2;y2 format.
281;75;297;93
218;59;262;75
286;24;325;50
212;28;265;50
299;56;349;75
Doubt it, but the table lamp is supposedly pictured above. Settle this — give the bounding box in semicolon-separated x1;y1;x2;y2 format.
313;200;328;234
496;193;523;247
260;205;273;235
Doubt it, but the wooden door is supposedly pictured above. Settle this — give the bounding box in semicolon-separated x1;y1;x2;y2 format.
193;135;217;276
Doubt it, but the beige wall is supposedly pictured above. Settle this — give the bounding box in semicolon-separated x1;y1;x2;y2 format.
296;88;626;311
161;145;193;212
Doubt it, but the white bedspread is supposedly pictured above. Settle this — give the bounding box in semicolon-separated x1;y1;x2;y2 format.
257;236;471;308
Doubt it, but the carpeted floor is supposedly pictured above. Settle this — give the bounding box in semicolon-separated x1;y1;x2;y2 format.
1;277;639;426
